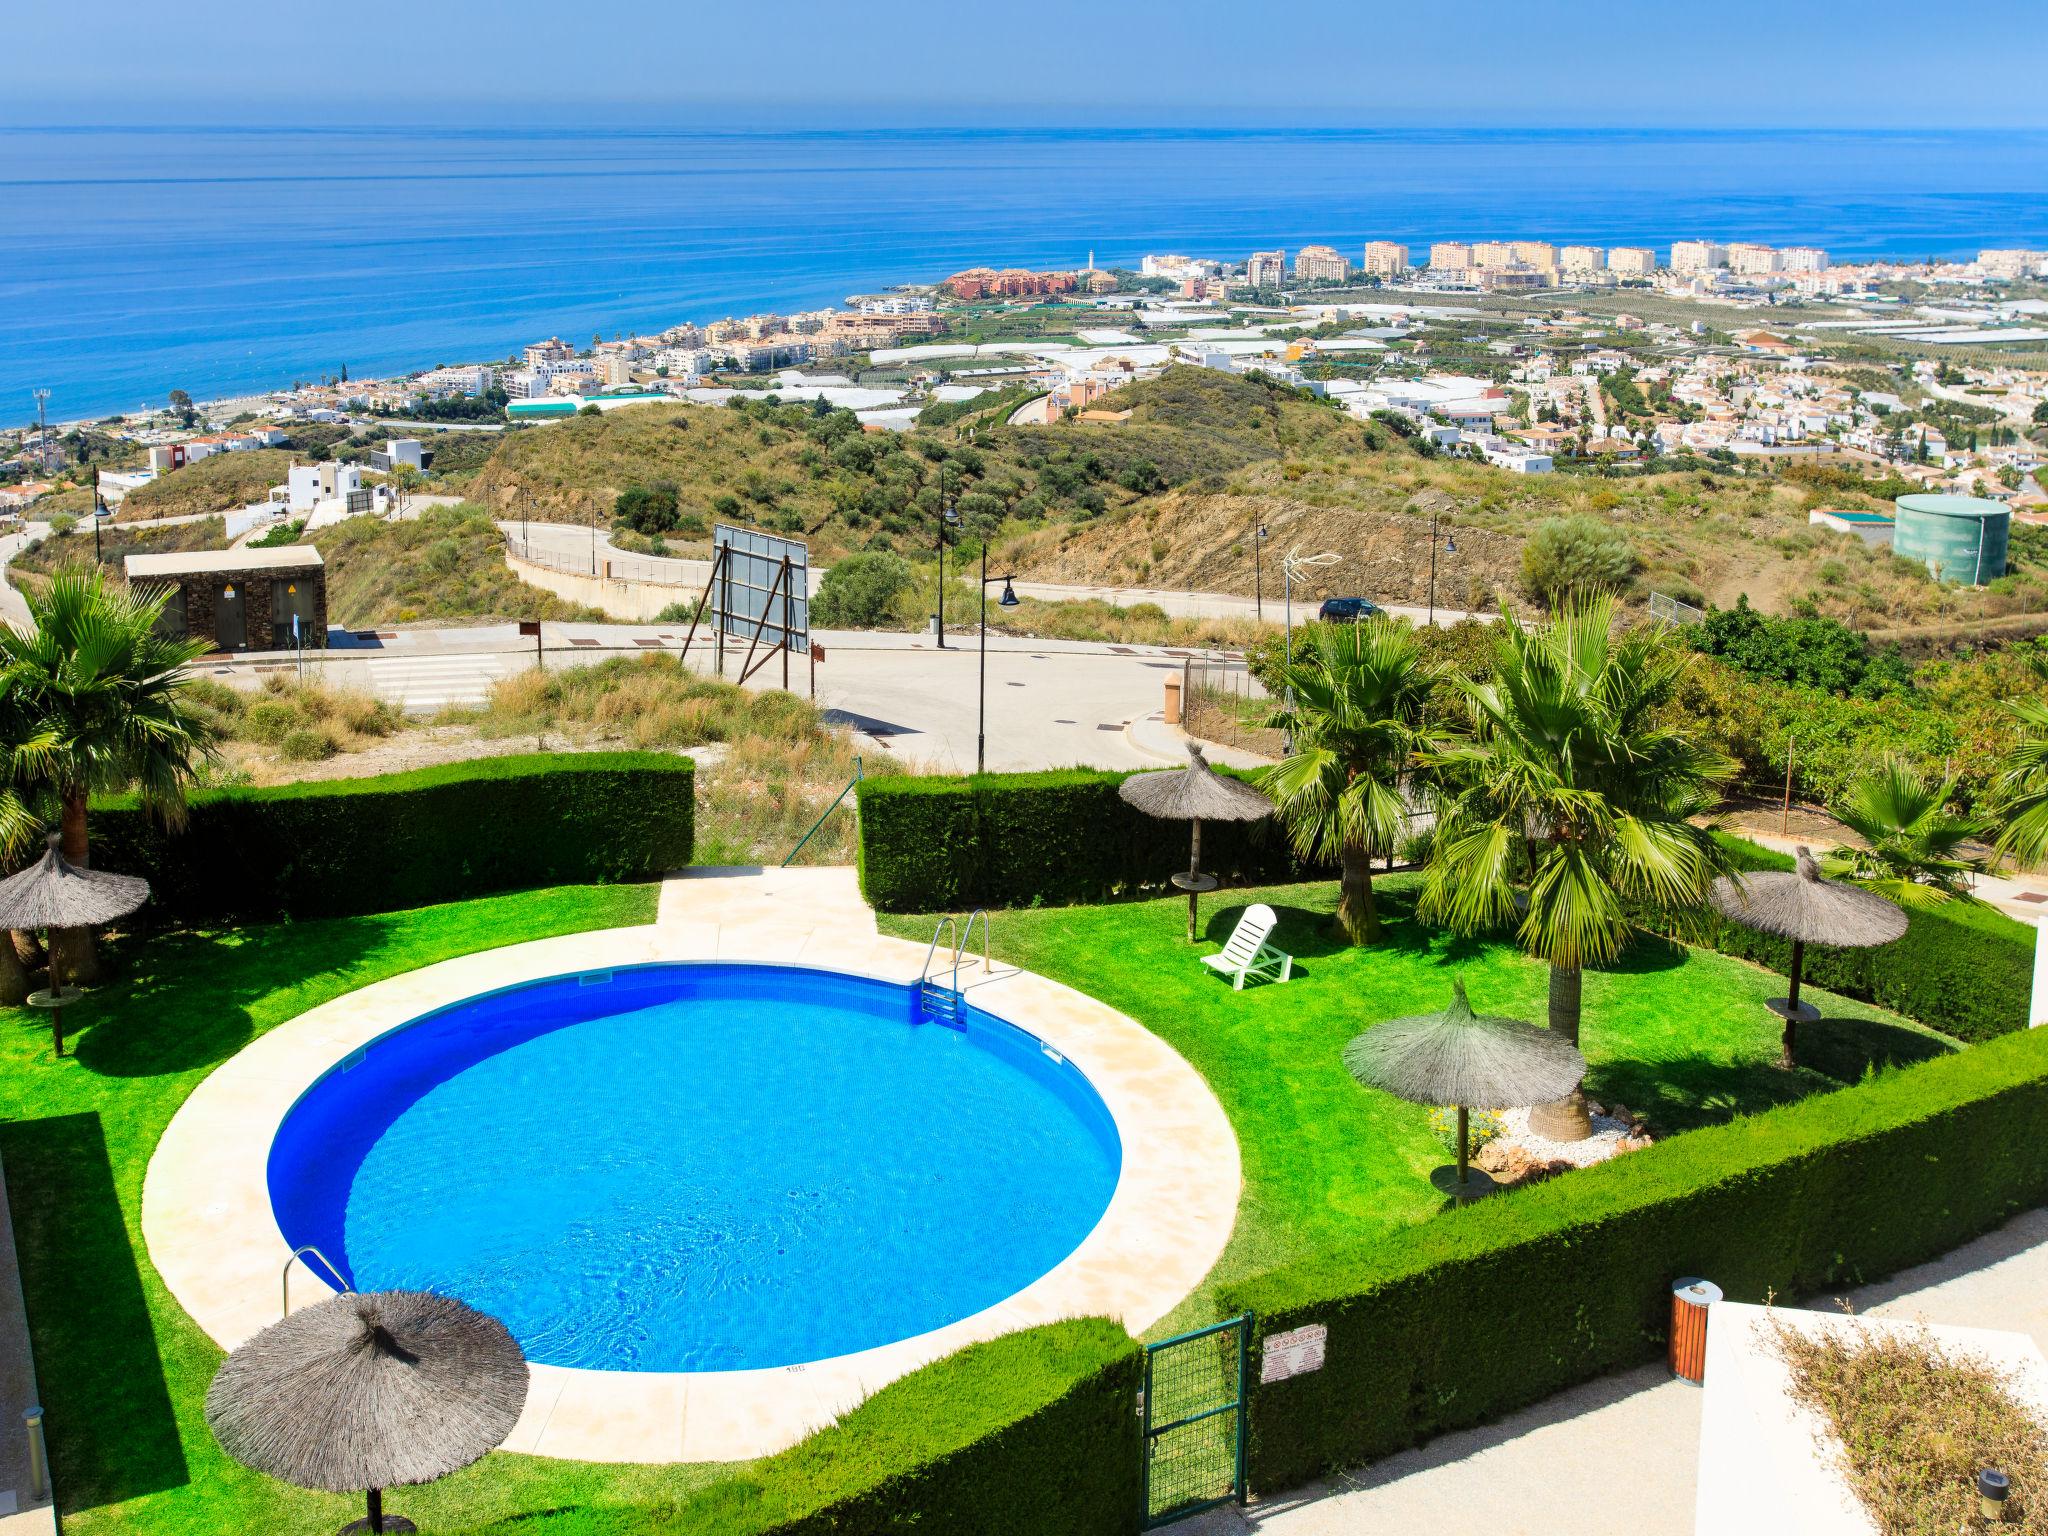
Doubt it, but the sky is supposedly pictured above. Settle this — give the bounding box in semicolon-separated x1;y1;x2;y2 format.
7;0;2048;129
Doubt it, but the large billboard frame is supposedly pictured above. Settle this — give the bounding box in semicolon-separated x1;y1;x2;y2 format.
677;522;810;688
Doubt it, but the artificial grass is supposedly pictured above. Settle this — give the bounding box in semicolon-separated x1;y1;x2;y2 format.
0;881;756;1536
881;875;1954;1335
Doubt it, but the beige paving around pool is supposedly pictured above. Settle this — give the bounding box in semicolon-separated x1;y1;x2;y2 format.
142;866;1241;1463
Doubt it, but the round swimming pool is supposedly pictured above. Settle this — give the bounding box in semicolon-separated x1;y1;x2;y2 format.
266;963;1122;1373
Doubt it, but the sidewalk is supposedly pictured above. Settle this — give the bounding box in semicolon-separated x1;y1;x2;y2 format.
1173;1205;2048;1536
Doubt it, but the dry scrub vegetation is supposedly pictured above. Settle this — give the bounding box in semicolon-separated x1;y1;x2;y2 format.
1770;1311;2047;1534
190;657;881;863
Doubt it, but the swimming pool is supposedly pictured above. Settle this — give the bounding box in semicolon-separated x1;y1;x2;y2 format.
266;963;1122;1373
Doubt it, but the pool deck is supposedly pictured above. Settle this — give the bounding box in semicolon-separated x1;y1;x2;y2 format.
141;866;1242;1464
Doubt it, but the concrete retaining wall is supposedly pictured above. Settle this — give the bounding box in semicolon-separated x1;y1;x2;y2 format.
505;551;694;621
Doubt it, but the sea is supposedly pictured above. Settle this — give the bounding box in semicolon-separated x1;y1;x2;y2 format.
6;124;2048;424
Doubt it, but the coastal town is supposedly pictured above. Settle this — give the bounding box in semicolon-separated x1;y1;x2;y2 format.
7;237;2048;531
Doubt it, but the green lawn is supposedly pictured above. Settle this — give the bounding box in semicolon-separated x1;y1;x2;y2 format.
0;873;1958;1533
0;881;750;1536
881;875;1955;1334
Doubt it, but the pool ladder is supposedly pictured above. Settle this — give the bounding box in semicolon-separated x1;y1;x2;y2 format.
916;910;989;1030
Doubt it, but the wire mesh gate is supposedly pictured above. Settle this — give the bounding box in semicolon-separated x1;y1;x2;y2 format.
1141;1314;1251;1527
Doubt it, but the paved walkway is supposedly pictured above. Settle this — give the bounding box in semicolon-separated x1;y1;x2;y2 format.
0;1162;54;1534
1173;1205;2048;1536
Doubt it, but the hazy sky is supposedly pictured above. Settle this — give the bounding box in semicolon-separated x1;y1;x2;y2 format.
10;0;2048;128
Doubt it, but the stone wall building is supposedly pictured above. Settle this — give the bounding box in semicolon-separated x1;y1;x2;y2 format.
123;545;327;653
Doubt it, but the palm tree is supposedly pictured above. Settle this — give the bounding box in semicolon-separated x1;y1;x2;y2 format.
1824;760;1982;906
1420;599;1734;1139
0;568;214;982
1261;618;1437;945
0;675;57;1003
1990;654;2048;872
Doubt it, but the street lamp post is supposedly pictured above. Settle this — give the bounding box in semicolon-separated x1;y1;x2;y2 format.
934;467;957;649
976;542;1020;775
1279;547;1342;754
1426;507;1457;627
92;467;103;564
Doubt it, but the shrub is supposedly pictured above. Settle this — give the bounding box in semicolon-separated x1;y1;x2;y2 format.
239;699;305;744
812;551;914;629
615;480;682;534
448;1320;1140;1536
1520;515;1636;607
857;770;1310;912
655;599;705;624
276;727;334;762
1223;1025;2048;1492
91;752;693;923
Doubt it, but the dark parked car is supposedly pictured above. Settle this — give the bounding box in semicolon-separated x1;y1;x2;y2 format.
1316;597;1383;623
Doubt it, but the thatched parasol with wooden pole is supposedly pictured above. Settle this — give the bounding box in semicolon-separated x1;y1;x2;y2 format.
0;832;150;1057
206;1290;528;1536
1118;741;1274;941
1710;846;1908;1068
1345;977;1587;1201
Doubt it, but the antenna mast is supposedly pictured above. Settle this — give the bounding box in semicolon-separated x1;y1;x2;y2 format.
31;388;51;475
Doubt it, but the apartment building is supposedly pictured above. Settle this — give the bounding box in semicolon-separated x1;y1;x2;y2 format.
1980;249;2048;280
1511;241;1557;268
414;365;493;396
1245;250;1287;288
1362;241;1410;278
1560;245;1606;275
1726;242;1781;275
1429;242;1473;271
1779;247;1830;273
1670;240;1725;273
522;337;574;367
1609;247;1657;277
1471;241;1515;268
1294;244;1350;283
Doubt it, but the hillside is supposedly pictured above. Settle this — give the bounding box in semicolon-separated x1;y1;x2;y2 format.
121;450;294;520
465;367;1415;559
11;518;227;590
314;503;604;626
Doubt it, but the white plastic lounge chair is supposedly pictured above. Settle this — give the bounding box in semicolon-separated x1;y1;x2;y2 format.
1200;903;1293;990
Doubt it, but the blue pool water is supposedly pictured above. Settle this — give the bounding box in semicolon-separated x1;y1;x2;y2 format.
267;964;1121;1372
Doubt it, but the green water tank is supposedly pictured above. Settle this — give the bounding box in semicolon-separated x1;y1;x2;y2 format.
1893;494;2009;585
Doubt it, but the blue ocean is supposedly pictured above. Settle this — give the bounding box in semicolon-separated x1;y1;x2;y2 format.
6;125;2048;422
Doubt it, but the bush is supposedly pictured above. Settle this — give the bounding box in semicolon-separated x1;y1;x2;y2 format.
1687;596;1901;695
1223;1025;2048;1492
655;599;705;624
1520;515;1636;607
812;551;914;629
857;770;1310;912
239;699;304;744
92;753;693;923
276;727;335;762
1685;833;2035;1044
448;1320;1140;1536
615;480;682;534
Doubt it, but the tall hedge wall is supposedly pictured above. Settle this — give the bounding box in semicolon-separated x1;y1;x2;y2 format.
452;1320;1143;1536
1692;833;2035;1043
857;768;1309;912
92;753;694;924
1220;1024;2048;1492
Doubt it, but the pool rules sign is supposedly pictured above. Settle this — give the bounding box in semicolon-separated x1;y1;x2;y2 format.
1260;1323;1327;1384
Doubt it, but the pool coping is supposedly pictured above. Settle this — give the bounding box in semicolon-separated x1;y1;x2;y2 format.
141;867;1242;1464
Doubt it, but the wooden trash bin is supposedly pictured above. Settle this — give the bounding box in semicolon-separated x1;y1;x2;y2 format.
1670;1277;1722;1383
1162;674;1183;726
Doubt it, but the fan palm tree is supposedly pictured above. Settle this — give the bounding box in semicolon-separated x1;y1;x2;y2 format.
1420;599;1734;1138
1261;617;1437;945
1990;653;2048;872
0;568;215;981
0;675;58;1003
1823;760;1982;907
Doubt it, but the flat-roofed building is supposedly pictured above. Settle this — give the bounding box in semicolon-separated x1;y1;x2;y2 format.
1511;241;1556;268
1245;249;1287;288
1670;240;1725;272
125;544;326;653
1429;241;1472;271
1726;242;1781;275
1363;241;1410;278
1561;245;1606;275
1609;246;1657;277
1472;240;1515;267
1780;246;1830;273
1294;244;1350;283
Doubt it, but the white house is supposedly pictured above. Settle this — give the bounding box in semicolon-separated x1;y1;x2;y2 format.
286;461;364;514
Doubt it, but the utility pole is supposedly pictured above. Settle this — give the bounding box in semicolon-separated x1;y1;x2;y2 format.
1253;522;1267;621
934;463;954;649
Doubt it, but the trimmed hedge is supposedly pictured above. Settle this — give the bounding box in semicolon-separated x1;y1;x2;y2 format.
858;768;1311;912
452;1320;1143;1536
1220;1024;2048;1492
92;753;694;924
1693;833;2036;1044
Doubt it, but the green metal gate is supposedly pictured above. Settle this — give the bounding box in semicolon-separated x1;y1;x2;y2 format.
1140;1314;1251;1527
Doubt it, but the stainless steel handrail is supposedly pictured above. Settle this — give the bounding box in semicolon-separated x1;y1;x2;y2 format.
955;909;991;988
283;1243;355;1318
919;915;959;987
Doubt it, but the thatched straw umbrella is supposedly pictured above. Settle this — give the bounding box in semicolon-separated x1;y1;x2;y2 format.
0;832;150;1057
206;1290;528;1536
1119;741;1274;941
1710;846;1908;1068
1345;978;1587;1199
